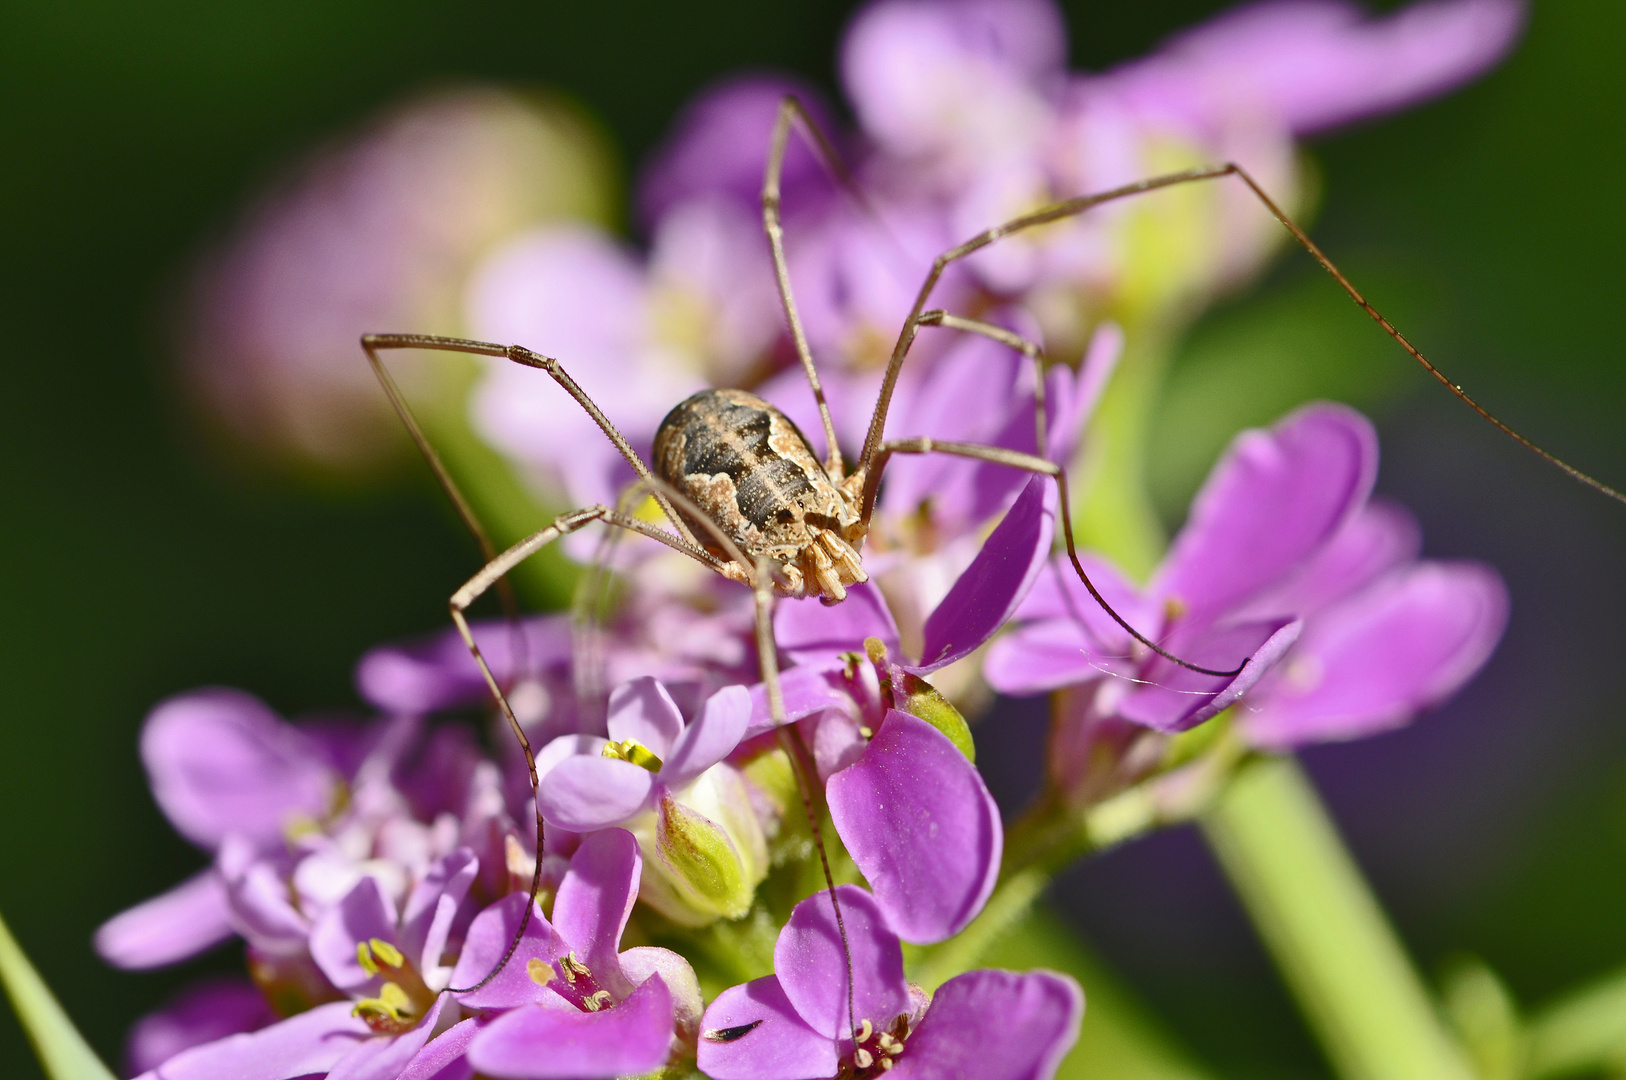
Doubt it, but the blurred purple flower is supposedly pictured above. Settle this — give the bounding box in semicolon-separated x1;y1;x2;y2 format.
183;85;614;472
986;403;1509;752
125;978;276;1078
698;884;1082;1079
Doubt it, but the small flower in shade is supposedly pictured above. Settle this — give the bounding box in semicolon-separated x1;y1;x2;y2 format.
535;678;767;925
698;884;1082;1080
987;402;1509;754
460;828;704;1080
183;85;615;473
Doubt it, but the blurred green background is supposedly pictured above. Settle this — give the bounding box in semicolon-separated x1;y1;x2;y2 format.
2;1;1624;1077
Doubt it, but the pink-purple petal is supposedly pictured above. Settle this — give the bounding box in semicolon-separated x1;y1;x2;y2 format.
355;617;573;715
1117;619;1302;733
776;885;909;1040
827;712;1002;943
141;689;335;849
398;1018;481;1080
451;893;562;1011
1243;561;1509;749
745;667;855;739
1154;403;1377;629
310;876;399;993
125;977;275;1076
554;828;641;986
1234;499;1422;622
537;754;654;832
663;684;750;787
607;676;685;758
96;869;234;970
327;994;448;1080
466;973;674;1079
775;581;902;667
400;849;478;979
142;1001;370;1080
905;475;1055;674
888;969;1082;1080
697;975;838;1080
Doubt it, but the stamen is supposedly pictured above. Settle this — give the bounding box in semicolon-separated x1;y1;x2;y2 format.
526;958;553;987
857;1018;874;1042
601;739;663;772
356;941;378;976
584;989;613;1011
853;1048;874;1069
369;938;404;968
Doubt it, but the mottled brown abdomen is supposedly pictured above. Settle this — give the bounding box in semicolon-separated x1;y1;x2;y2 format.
652;388;865;601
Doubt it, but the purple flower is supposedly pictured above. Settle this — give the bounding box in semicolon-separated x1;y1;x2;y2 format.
986;402;1509;751
182;86;614;472
698;884;1082;1079
458;828;702;1079
535;678;768;924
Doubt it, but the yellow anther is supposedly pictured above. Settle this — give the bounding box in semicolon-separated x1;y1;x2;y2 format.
352;980;417;1028
879;1057;895;1070
856;1018;874;1043
878;1033;904;1054
601;739;664;773
1163;596;1188;622
854;1048;874;1069
864;637;889;665
526;958;554;987
561;952;591;983
356;941;378;976
858;726;874;739
369;938;404;968
584;989;613;1012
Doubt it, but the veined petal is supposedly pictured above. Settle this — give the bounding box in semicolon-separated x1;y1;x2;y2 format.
1243;561;1509;749
96;869;234;970
889;969;1082;1080
466;973;673;1079
537;754;654;832
776;885;909;1040
554;829;641;987
1154;403;1377;629
827;712;1001;943
697;975;838;1080
905;475;1055;675
141;689;335;849
398;1017;480;1080
606;676;684;758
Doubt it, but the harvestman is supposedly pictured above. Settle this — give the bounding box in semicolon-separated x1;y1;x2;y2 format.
362;98;1626;1017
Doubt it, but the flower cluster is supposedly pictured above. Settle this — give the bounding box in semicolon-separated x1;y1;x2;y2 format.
114;1;1526;1078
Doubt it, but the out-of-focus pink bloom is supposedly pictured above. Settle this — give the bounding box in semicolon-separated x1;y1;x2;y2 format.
183;86;615;472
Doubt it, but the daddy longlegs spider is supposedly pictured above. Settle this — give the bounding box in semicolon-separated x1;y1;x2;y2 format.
362;97;1626;1045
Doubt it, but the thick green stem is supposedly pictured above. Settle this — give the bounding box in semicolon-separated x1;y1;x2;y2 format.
1202;757;1476;1080
0;909;116;1080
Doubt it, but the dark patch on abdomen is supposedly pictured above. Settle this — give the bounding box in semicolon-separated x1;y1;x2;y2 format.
656;391;822;533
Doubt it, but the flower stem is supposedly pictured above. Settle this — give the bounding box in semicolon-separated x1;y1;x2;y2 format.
0;908;116;1080
1200;756;1476;1080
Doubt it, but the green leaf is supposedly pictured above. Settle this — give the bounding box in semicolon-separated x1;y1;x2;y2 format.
0;908;117;1080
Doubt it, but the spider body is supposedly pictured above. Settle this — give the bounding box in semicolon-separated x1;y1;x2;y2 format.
653;387;866;604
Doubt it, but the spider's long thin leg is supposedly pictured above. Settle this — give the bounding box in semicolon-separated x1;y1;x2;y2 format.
762;98;846;478
362;333;707;547
862;437;1246;680
854;164;1626;506
749;559;860;1050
